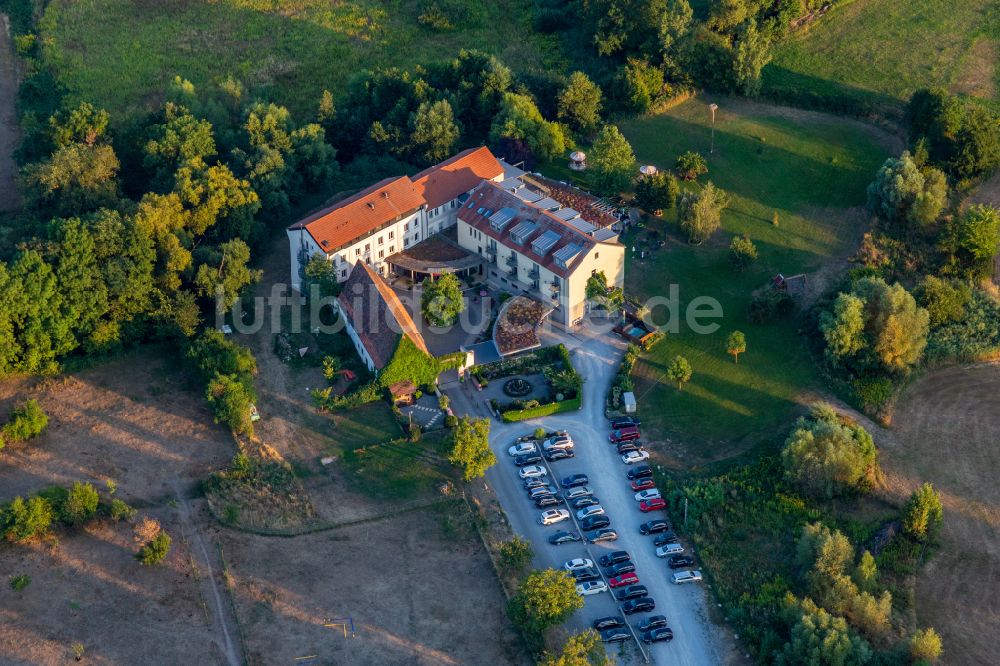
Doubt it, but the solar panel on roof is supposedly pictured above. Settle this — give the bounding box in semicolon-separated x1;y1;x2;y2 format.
534;197;562;211
509;220;539;245
514;189;543;203
531;229;560;256
592;228;618;242
489;207;517;232
553;243;583;266
566;217;597;235
500;177;523;191
552;208;581;221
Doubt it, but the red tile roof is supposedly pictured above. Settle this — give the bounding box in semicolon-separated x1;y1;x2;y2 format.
290;176;424;253
337;262;430;369
411;146;504;209
457;182;598;279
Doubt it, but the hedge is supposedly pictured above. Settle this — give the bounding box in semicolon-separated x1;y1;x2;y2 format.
501;397;581;422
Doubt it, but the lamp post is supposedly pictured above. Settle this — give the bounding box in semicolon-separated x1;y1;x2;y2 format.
709;103;719;154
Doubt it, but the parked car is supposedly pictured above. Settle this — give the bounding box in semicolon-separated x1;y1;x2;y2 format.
655;543;685;557
631;478;655;491
638;615;668;632
514;452;543;467
600;627;631;643
593;615;625;631
642;627;674;644
564;486;594;500
544;448;575;462
598;550;631;567
626;465;653;480
608;572;639;588
563;558;595;572
610;416;641;429
615;584;649;601
609;426;641;443
671;570;703;584
653;531;679;546
668;555;696;569
576;505;606;520
639;498;667;512
508;442;537;457
571;496;600;510
634;489;662;502
576;581;608;596
534;496;563;508
548;531;581;545
561;474;588;488
621;597;656;615
640;520;670;535
587;528;618;544
519;465;547;479
580;515;610;531
616;441;642;454
538;509;570;526
572;568;601;583
543;436;574;451
605;561;636;577
523;477;548;489
527;484;557;498
621;450;650;464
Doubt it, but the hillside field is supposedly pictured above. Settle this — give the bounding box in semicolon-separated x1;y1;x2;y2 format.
616;97;900;463
765;0;1000;113
32;0;564;119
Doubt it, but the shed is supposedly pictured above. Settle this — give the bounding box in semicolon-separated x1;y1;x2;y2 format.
388;380;418;405
622;392;637;414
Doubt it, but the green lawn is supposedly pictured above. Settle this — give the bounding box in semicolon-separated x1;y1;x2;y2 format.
614;98;894;462
35;0;564;119
341;429;453;499
325;401;402;454
765;0;1000;111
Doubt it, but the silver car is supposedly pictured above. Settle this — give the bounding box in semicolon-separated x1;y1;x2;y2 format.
576;505;606;520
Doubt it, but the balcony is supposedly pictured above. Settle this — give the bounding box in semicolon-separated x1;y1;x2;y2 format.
485;245;497;255
505;255;518;267
507;266;518;278
528;267;540;279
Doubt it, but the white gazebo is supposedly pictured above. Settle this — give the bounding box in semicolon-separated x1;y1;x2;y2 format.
638;165;657;177
569;150;587;171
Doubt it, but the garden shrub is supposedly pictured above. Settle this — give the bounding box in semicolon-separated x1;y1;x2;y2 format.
136;531;172;565
62;481;99;524
109;498;137;522
2;399;48;445
851;376;894;413
749;289;794;323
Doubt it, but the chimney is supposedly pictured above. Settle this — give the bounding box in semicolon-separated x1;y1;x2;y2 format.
367;202;376;210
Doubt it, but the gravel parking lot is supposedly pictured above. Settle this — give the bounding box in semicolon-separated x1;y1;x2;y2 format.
447;327;735;665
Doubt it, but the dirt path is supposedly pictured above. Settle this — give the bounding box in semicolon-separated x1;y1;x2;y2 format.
171;481;243;666
0;13;20;212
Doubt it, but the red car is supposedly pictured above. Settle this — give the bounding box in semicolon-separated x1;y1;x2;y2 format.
639;498;667;512
608;572;640;588
631;478;655;491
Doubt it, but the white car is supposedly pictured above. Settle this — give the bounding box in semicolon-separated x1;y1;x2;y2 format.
563;558;595;572
576;580;608;596
656;543;685;558
634;489;661;502
519;465;547;479
508;442;537;457
621;450;650;464
543;436;574;451
671;570;703;584
538;509;571;526
576;505;606;520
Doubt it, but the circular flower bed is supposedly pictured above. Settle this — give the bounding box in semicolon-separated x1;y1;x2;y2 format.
503;377;533;398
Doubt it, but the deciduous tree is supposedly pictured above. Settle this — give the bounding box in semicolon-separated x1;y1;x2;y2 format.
678;181;728;243
421;273;465;326
448;416;495;481
507;568;583;635
667;354;692;390
902;482;943;541
410;99;461;165
634;170;679;214
782;404;880;498
557;72;603;136
726;330;746;363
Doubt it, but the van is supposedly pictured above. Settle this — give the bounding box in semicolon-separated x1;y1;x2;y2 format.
609;426;640;443
655;543;684;557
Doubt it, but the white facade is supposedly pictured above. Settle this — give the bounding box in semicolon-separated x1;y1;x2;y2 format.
456;220;624;325
335;301;377;373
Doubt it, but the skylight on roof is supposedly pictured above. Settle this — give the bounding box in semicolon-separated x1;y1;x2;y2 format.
509;220;538;245
489;207;517;232
553;243;583;268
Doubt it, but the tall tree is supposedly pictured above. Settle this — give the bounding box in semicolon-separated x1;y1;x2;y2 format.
732;20;772;96
726;330;746;363
410;99;461;164
194;239;262;312
678;181;728;243
902;482;943;541
448;416;496;481
667;354;692;390
867;151;948;226
634;170;679;214
421;273;465;326
489;93;567;161
23;143;120;216
143;102;217;190
507;568;583;636
589;124;635;195
557;72;603;136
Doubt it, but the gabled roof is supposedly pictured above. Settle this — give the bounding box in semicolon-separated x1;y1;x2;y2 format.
411;146;504;209
290;176;424;253
337;262;429;369
458;182;608;278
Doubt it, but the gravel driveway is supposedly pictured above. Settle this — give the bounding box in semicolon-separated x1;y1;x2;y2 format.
446;325;736;665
